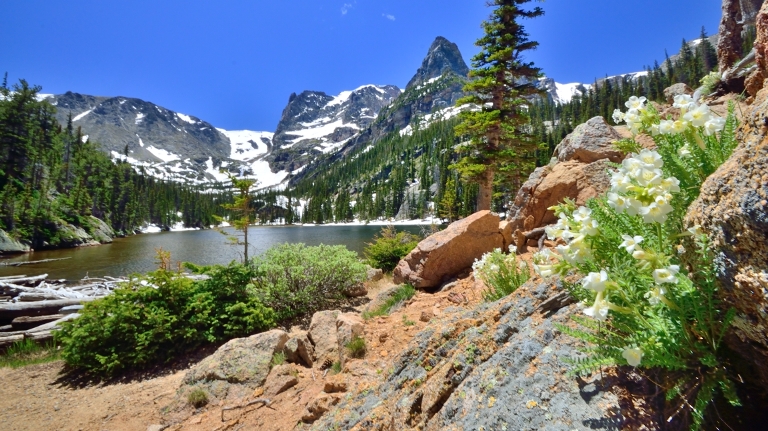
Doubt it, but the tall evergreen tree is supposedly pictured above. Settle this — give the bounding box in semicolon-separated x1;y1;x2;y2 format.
454;0;544;210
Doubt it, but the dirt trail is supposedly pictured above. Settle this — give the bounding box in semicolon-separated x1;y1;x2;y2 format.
0;273;486;431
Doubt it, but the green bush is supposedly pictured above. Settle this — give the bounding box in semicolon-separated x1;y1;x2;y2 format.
362;284;416;319
250;243;367;321
58;263;275;376
363;225;420;272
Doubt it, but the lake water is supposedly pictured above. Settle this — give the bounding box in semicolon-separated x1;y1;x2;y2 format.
0;225;426;281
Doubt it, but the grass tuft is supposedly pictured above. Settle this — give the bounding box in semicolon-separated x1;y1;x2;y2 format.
187;387;208;408
0;339;60;369
345;336;366;358
362;284;416;320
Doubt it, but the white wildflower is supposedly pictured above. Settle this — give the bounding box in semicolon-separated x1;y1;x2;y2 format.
653;265;680;284
619;235;644;254
625;96;648;110
673;94;696;111
607;192;629;212
703;116;726;136
683;104;711;127
583;292;611;321
644;286;667;305
581;270;609;292
612;109;625;123
677;144;692;157
622;347;644;367
638;149;663;168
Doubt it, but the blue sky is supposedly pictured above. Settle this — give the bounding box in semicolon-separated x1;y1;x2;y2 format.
1;1;721;132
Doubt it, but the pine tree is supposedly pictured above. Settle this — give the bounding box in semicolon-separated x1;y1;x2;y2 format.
454;0;544;211
221;175;258;263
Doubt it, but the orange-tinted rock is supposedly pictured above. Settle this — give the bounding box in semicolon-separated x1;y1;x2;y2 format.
746;2;768;98
307;310;341;367
686;83;768;387
262;364;298;398
393;211;503;288
507;159;613;233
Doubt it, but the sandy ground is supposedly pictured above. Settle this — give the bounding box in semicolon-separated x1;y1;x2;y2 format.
0;273;487;431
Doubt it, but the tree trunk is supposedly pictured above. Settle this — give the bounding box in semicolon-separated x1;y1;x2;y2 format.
476;168;494;211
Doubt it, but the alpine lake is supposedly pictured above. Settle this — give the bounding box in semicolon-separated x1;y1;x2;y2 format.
0;225;428;281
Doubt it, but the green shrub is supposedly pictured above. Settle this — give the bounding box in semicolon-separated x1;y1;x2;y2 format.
330;361;342;374
345;336;366;358
472;246;530;301
187;387;208;408
363;225;420;272
362;284;416;319
58;262;275;376
250;243;367;321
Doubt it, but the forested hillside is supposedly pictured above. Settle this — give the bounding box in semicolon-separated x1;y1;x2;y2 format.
0;78;229;250
263;29;729;223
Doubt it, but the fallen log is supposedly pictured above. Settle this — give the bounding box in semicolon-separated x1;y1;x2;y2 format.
24;330;54;343
0;334;23;348
0;274;48;286
1;257;71;267
23;313;79;333
11;314;64;331
17;292;69;302
0;275;27;281
0;298;96;322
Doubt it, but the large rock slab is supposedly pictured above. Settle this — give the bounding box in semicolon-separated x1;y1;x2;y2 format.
746;2;768;98
686;84;768;387
308;310;341;367
506;159;613;233
0;229;30;254
310;278;662;430
183;329;288;390
393;211;503;289
553;116;624;164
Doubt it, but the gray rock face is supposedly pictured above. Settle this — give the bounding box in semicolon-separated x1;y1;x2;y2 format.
553;116;624;164
183;329;288;398
663;83;693;104
311;278;661;430
44;92;234;182
269;85;401;171
0;229;30;254
685;84;768;388
405;36;470;90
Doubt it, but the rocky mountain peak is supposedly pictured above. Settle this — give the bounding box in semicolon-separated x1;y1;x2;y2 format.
267;84;401;171
405;36;470;90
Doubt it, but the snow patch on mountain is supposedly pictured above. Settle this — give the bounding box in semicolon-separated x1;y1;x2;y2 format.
220;129;274;161
72;109;93;122
176;113;197;124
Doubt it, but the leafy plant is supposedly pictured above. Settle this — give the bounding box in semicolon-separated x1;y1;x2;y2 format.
187;388;209;408
58;259;275;376
473;246;530;301
362;284;416;320
345;336;367;359
331;361;342;374
250;243;367;321
534;96;740;430
363;225;420;272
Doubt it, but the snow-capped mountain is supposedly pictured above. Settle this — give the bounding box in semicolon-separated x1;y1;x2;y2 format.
37;35;605;189
267;84;401;172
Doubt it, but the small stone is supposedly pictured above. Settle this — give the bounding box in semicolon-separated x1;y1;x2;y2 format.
419;310;432;322
380;350;388;357
378;333;389;342
323;375;348;393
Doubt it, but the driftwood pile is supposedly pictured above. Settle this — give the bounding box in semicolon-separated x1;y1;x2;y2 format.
0;273;128;348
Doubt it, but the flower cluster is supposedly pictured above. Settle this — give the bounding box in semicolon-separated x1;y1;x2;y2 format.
612;94;725;138
543;205;600;265
607;149;680;224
